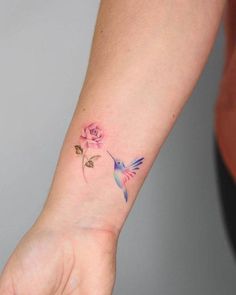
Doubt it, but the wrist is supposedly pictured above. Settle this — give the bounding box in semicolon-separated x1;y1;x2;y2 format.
36;191;122;241
35;119;145;241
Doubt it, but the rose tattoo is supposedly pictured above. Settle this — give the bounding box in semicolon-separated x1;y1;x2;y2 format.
80;123;103;149
75;123;103;182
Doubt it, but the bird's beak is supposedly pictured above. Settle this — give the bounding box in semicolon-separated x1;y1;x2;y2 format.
107;150;115;161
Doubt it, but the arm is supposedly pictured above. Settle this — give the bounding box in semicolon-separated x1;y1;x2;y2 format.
43;0;224;231
0;1;225;294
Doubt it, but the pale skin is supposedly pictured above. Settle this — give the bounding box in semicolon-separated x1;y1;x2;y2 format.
0;1;229;294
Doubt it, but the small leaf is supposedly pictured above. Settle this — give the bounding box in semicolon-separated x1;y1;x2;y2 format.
85;160;94;168
75;145;83;155
89;155;101;161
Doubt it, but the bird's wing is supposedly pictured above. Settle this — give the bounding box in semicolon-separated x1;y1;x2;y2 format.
122;157;144;184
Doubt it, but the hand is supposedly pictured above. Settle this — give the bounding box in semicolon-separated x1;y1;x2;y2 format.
0;214;117;295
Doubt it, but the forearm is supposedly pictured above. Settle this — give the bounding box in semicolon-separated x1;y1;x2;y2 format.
40;0;225;234
0;2;226;294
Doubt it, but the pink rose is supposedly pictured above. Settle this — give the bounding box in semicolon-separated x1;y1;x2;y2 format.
80;123;104;149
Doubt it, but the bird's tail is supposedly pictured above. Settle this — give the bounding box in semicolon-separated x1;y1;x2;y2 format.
123;188;128;202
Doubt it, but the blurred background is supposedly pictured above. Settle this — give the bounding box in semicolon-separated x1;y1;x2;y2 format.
0;1;235;294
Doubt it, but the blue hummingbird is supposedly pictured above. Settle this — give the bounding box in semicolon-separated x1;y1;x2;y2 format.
107;151;144;202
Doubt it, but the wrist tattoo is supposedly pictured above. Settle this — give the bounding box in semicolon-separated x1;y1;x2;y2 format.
107;151;144;202
75;123;103;182
74;122;144;202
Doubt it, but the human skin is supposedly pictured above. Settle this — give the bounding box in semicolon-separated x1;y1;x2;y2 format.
0;1;225;294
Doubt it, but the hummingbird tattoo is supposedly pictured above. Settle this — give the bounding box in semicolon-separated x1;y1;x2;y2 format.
107;151;144;202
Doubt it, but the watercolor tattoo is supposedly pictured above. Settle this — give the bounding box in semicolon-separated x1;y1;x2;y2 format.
74;122;144;202
107;151;144;202
74;123;103;182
